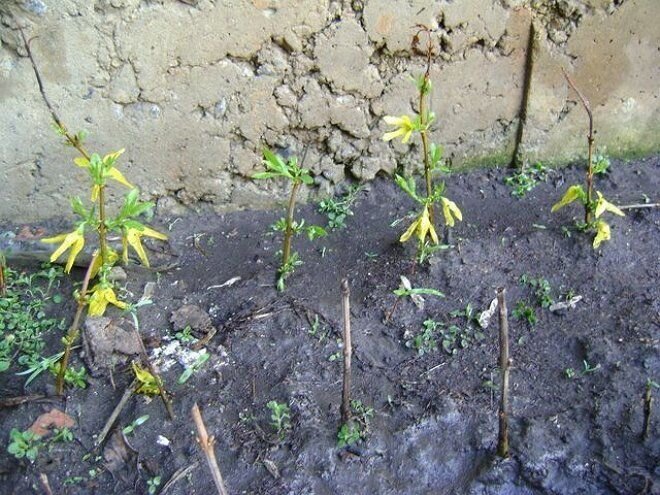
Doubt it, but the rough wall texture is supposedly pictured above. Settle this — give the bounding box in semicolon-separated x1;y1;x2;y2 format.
1;0;658;222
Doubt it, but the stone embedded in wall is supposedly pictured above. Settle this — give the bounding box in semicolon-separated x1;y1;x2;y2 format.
363;0;443;53
314;18;384;98
521;0;660;163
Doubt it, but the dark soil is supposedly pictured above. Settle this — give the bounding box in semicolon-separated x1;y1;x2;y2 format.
1;156;658;495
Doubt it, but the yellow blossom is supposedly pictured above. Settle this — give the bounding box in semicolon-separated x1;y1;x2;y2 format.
400;205;439;245
593;220;611;249
594;191;624;218
440;197;463;227
88;284;127;316
41;229;85;273
122;225;168;267
383;115;415;144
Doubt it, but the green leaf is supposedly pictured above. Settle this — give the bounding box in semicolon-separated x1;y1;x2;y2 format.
306;225;327;241
70;197;89;218
394;174;421;203
300;174;314;185
262;148;286;172
394;287;445;298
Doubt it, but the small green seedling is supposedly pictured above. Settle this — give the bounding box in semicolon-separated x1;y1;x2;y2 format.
337;400;373;448
519;275;554;309
147;475;162;495
266;400;291;441
175;325;196;344
0;265;65;375
51;427;74;444
552;70;625;248
582;360;600;374
178;351;210;384
383;26;462;262
7;428;42;462
253;149;326;291
318;185;364;230
122;414;150;436
505;161;548;198
406;319;440;355
512;300;537;327
564;368;576;379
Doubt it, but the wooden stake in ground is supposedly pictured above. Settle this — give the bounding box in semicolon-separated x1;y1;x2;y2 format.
642;381;654;441
0;251;6;297
341;278;352;425
496;287;511;458
191;403;229;495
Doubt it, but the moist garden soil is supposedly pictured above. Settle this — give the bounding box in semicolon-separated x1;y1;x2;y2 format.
0;156;658;495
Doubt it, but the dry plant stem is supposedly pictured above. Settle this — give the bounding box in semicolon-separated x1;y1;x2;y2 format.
562;68;594;224
341;279;352;425
496;287;511;458
39;473;54;495
160;462;200;495
619;203;660;210
0;258;6;297
20;29;90;160
55;252;98;395
642;385;653;441
282;181;301;269
191;403;229;495
95;380;136;447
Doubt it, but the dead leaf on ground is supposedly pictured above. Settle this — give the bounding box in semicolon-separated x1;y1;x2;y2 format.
104;429;138;483
28;408;76;437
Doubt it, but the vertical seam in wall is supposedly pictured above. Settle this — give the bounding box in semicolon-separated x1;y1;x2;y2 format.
510;19;536;169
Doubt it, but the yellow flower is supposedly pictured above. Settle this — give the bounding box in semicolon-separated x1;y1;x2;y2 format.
132;362;161;396
440;197;463;227
88;284;128;316
41;229;85;273
122;225;168;267
593;220;611;249
74;149;133;200
383;115;415;144
400;205;439;245
594;191;624;218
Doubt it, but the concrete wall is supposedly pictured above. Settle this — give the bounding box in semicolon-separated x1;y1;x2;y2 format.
1;0;658;222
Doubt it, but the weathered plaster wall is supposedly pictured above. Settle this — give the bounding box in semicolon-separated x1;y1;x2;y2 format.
0;0;658;222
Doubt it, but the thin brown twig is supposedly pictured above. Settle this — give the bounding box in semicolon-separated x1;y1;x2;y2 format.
496;287;511;458
562;67;594;224
191;403;229;495
341;279;352;425
20;28;90;160
95;380;136;448
38;473;53;495
160;462;200;495
56;252;98;395
619;203;659;210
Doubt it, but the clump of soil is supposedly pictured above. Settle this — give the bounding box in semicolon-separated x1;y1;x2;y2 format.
0;156;658;494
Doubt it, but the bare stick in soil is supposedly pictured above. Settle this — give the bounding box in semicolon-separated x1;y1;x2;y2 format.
56;252;98;395
562;68;594;224
191;403;229;495
95;380;136;447
341;279;353;425
497;287;511;458
642;380;654;441
0;251;6;297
